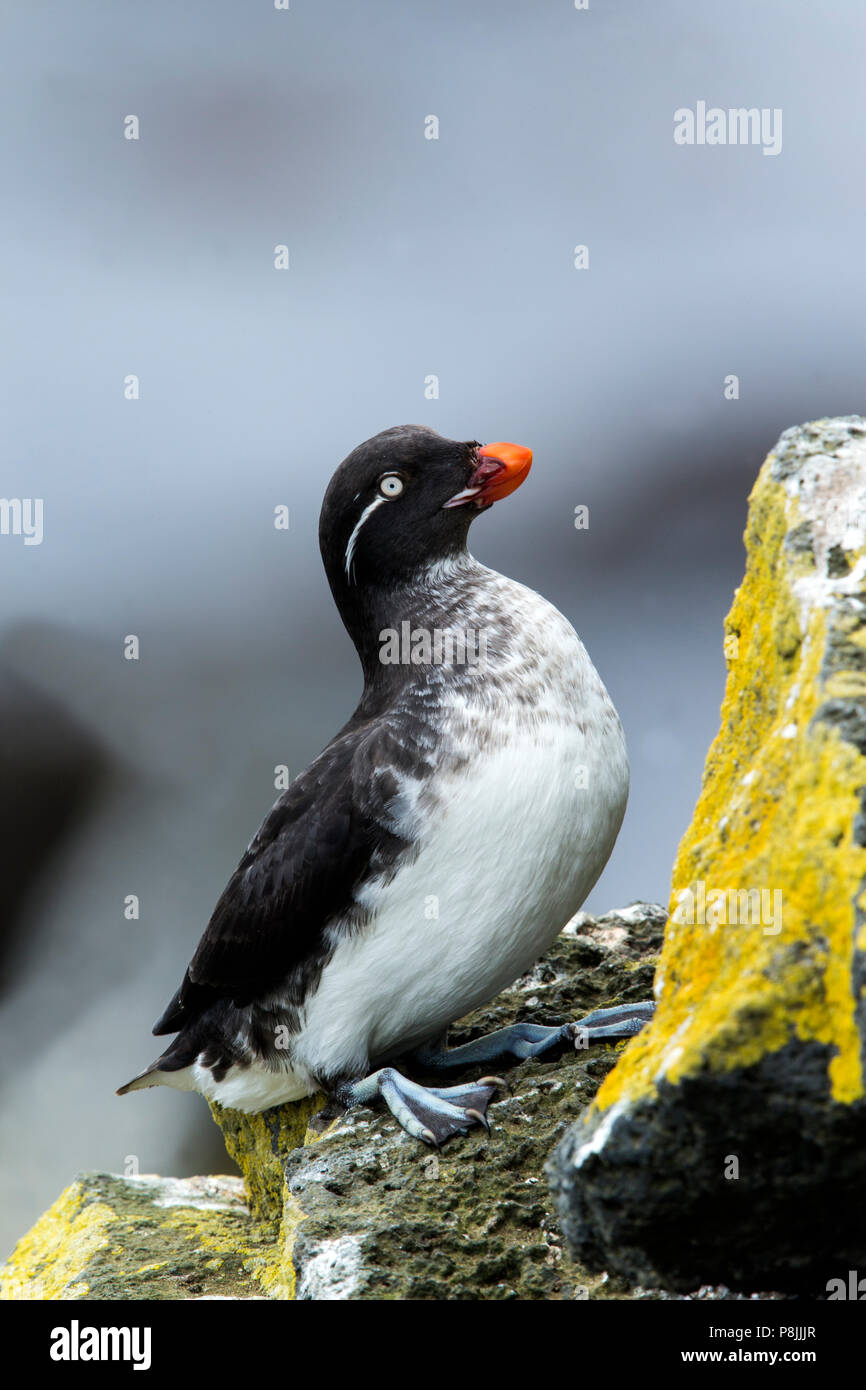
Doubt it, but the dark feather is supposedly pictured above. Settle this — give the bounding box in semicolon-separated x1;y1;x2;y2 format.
152;717;423;1036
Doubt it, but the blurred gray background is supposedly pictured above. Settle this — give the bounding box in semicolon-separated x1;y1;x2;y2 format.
2;0;864;1256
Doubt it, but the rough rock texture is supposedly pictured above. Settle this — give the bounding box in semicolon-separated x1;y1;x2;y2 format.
4;906;671;1301
550;417;866;1295
0;1174;271;1300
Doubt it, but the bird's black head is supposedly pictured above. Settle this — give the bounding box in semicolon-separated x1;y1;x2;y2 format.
319;425;532;606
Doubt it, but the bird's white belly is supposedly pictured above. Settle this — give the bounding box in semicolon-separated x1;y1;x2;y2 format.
293;714;627;1081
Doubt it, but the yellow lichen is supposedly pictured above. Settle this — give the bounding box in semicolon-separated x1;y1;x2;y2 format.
203;1094;333;1297
597;454;866;1112
208;1093;325;1226
250;1192;305;1300
0;1183;116;1300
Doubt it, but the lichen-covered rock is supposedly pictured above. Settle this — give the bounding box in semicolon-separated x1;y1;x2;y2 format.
550;417;866;1295
0;1174;271;1300
3;906;666;1301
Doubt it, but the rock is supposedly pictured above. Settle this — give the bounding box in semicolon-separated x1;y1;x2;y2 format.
2;906;669;1301
0;1174;271;1300
549;417;866;1295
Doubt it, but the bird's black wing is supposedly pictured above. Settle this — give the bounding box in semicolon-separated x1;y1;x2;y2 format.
152;721;418;1035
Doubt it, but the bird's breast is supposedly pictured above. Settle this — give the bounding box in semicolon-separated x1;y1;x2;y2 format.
293;576;628;1079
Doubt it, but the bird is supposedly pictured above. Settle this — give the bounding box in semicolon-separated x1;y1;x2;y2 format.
118;425;654;1145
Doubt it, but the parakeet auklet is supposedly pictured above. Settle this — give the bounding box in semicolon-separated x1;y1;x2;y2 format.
118;426;653;1144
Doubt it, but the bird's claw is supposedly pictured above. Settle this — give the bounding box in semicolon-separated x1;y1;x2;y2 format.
380;1069;503;1146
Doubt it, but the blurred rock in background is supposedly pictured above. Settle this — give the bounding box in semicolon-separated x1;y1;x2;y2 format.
0;665;107;987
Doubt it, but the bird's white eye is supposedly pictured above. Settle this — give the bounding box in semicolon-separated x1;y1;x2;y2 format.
379;474;404;498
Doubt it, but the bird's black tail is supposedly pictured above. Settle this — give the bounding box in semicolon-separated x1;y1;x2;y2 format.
151;984;186;1036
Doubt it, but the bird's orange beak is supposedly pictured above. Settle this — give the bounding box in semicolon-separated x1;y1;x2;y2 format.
475;442;533;502
443;442;533;509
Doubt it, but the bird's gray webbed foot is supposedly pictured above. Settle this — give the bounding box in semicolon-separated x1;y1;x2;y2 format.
409;1001;656;1074
336;1067;504;1147
565;1000;656;1044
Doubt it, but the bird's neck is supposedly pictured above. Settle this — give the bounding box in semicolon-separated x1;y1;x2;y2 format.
338;552;491;690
